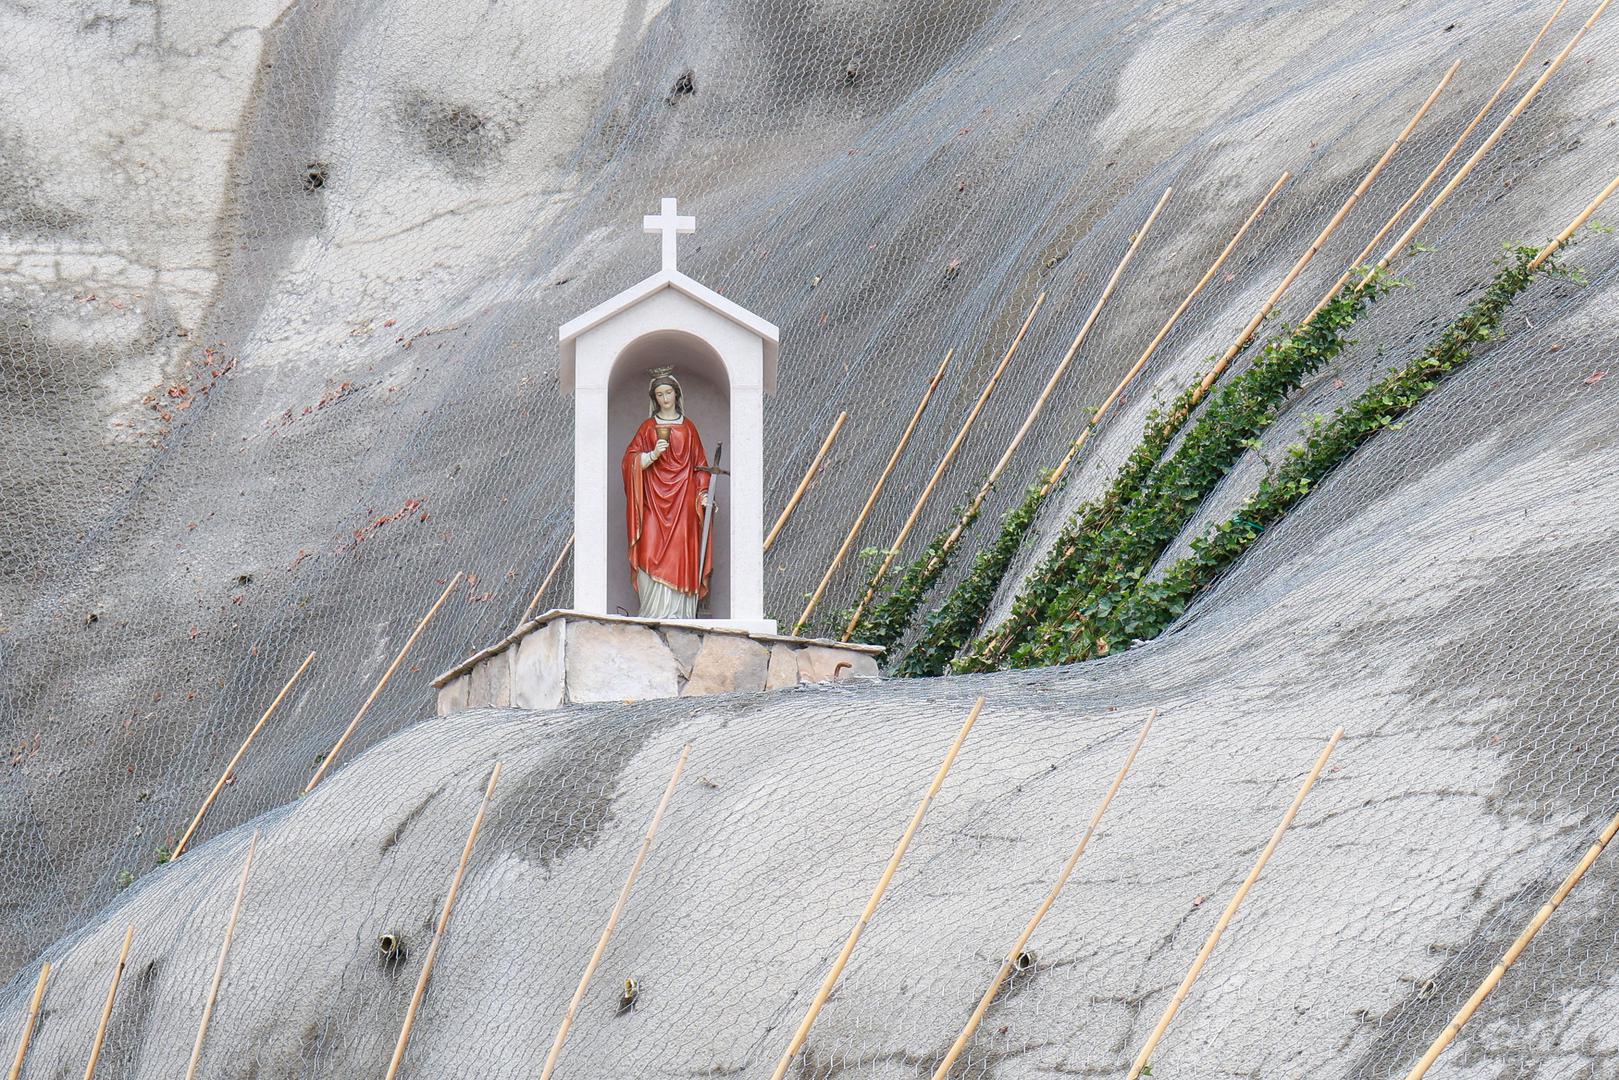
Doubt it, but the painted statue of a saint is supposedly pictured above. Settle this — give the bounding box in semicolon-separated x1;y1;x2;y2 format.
622;369;713;619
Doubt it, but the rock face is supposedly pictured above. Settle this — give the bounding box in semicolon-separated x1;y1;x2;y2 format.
432;612;880;709
3;1;1619;1076
6;657;1619;1079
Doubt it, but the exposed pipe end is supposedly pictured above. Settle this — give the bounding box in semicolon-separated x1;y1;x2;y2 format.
379;932;406;962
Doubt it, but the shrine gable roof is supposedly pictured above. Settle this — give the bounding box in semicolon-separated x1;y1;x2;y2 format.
558;269;779;392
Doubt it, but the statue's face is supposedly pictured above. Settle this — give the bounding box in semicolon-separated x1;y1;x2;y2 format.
655;384;679;412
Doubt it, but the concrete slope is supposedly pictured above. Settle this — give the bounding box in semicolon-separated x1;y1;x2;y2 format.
2;7;1618;1071
4;407;1618;1079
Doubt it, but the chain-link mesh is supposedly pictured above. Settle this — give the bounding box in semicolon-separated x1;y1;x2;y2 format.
3;0;1617;1075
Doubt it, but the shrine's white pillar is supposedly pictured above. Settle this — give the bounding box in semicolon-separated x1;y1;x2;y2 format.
572;379;610;615
728;335;766;624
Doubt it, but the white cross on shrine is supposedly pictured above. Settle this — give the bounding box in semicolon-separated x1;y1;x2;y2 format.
643;196;696;273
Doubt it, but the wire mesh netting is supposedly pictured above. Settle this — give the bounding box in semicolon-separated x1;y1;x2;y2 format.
2;0;1618;1075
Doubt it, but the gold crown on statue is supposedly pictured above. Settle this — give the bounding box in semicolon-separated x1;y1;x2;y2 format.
647;365;676;379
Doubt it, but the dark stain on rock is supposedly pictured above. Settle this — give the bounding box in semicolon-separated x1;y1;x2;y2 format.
0;130;86;239
1340;830;1619;1079
665;69;696;105
1410;535;1619;823
93;955;162;1070
380;782;446;856
395;96;516;176
496;710;671;870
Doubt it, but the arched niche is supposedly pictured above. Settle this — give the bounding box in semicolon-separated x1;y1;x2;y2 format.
607;330;731;620
561;270;776;634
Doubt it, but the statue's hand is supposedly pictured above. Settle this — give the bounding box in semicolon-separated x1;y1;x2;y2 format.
699;490;711;508
654;438;670;456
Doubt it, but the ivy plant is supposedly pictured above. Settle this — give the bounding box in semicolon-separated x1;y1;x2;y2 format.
842;503;981;651
958;270;1398;669
1090;245;1565;654
891;475;1053;676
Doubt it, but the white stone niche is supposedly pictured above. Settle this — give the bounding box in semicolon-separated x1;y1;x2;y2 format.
559;198;779;634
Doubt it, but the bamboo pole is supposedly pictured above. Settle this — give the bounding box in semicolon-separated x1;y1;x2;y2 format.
1304;3;1569;323
918;189;1173;577
1361;0;1613;288
538;744;693;1080
976;189;1173;501
82;925;134;1080
174;652;315;859
6;963;49;1080
185;830;260;1080
385;762;503;1080
841;296;1046;640
1528;171;1619;271
931;710;1155;1080
765;412;849;552
1125;728;1343;1080
305;571;464;793
771;696;986;1079
1403;798;1619;1079
519;534;575;627
1045;173;1289;491
1194;60;1459;402
793;349;955;634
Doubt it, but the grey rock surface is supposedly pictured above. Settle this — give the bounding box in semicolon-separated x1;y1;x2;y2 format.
2;0;1618;1075
664;627;706;679
4;611;1618;1078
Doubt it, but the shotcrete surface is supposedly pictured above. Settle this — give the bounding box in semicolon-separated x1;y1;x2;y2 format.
3;0;1618;1075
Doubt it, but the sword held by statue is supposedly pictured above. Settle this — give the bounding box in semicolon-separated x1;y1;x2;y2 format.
696;443;727;602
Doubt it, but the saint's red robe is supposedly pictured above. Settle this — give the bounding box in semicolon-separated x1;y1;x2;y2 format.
622;416;713;599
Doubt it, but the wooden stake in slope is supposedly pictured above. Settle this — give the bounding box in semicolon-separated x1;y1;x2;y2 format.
794;349;955;634
538;744;692;1080
1125;728;1343;1080
385;762;503;1080
174;652;315;859
6;962;49;1080
305;571;464;793
1403;792;1619;1078
1193;60;1459;402
765;412;849;552
931;710;1155;1080
771;696;986;1079
1527;171;1619;271
185;830;260;1080
519;534;575;628
918;188;1174;579
1362;0;1613;288
1045;173;1289;491
82;925;135;1080
841;296;1046;640
1304;3;1570;323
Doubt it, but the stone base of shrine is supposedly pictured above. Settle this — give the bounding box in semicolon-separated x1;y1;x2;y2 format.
431;610;883;713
